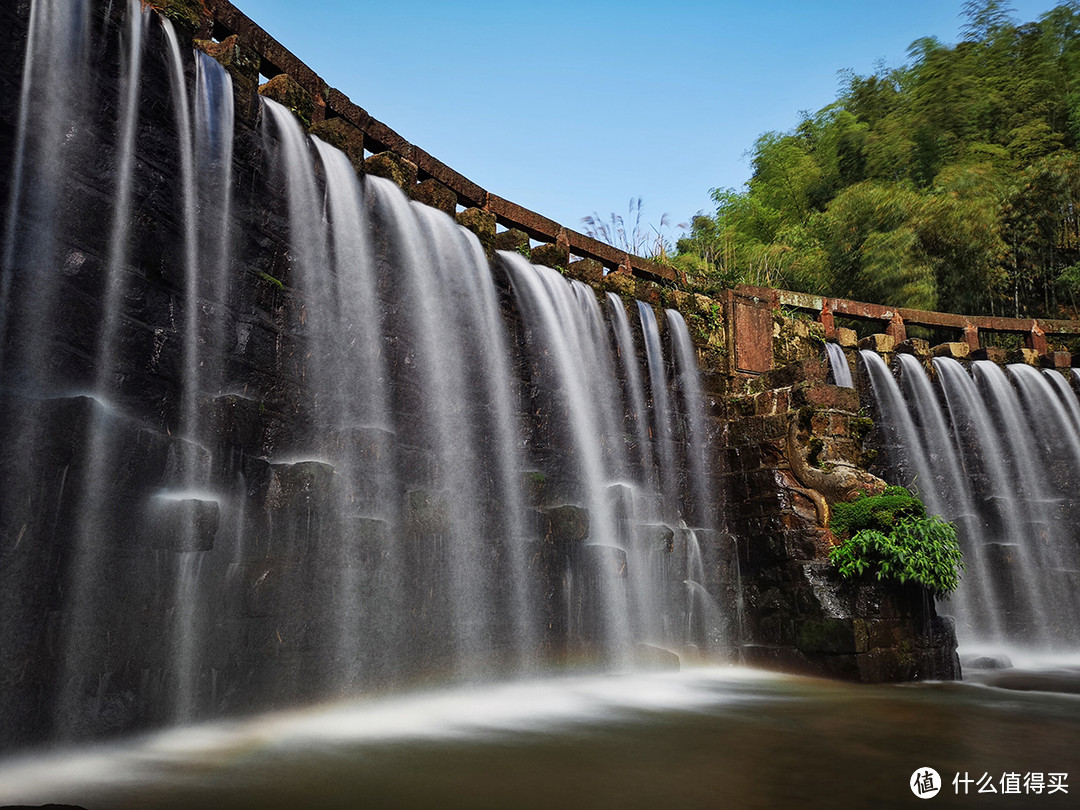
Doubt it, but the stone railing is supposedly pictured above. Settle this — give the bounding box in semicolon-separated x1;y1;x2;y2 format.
728;284;1080;375
176;0;676;284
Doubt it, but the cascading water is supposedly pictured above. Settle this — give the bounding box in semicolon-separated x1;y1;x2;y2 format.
824;342;852;388
859;350;1080;652
0;0;727;747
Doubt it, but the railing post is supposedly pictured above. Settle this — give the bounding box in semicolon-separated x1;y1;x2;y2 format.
1026;322;1048;355
820;300;835;338
963;323;979;352
886;312;906;343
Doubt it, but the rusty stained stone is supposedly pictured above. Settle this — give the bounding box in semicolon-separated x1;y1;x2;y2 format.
734;301;774;374
1043;350;1073;369
411;179;457;215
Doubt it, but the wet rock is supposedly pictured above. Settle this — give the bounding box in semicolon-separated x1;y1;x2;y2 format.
146;495;220;551
404;489;450;536
543;504;590;544
962;654;1013;670
265;460;336;510
580;544;628;579
637;523;675;554
567;258;603;284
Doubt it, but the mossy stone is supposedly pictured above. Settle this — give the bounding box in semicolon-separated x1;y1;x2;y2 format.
456;208;496;260
494;228;529;255
411;179;457;215
567;258;603;284
259;73;315;129
531;243;569;272
150;0;208;37
309;118;366;173
363;152;418;191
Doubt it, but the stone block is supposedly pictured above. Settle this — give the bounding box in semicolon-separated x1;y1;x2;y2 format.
145;495;220;551
567;258;603;284
931;341;970;359
796;617;869;654
791;381;861;411
531;242;569;271
494;228;529;254
411;178;457;215
895;338;931;360
1006;347;1040;365
258;73;315;129
1041;350;1072;369
195;35;259;83
579;544;628;579
835;327;858;348
543;504;590;544
455;207;496;259
970;346;1007;364
858;333;894;354
600;272;636;298
308;117;366;173
364;151;418;191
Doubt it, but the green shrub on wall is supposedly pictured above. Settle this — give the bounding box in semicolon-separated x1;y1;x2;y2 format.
829;488;964;597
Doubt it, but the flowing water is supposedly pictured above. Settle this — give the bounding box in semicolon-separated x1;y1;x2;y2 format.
860;351;1080;652
1;665;1078;809
0;0;725;748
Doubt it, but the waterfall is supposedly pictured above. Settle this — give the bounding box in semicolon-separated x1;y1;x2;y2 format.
860;351;1080;652
824;342;852;388
0;0;726;748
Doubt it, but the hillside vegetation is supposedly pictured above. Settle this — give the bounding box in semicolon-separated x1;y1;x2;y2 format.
677;1;1080;320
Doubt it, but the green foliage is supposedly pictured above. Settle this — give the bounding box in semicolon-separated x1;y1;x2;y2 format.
829;486;925;538
830;515;965;597
829;487;964;596
679;1;1080;320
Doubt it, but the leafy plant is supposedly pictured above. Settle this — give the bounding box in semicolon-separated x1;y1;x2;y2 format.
829;488;964;596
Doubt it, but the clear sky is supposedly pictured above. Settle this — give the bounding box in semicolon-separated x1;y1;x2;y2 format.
233;0;1062;244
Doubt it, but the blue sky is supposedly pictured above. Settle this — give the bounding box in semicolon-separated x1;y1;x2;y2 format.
234;0;1062;244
